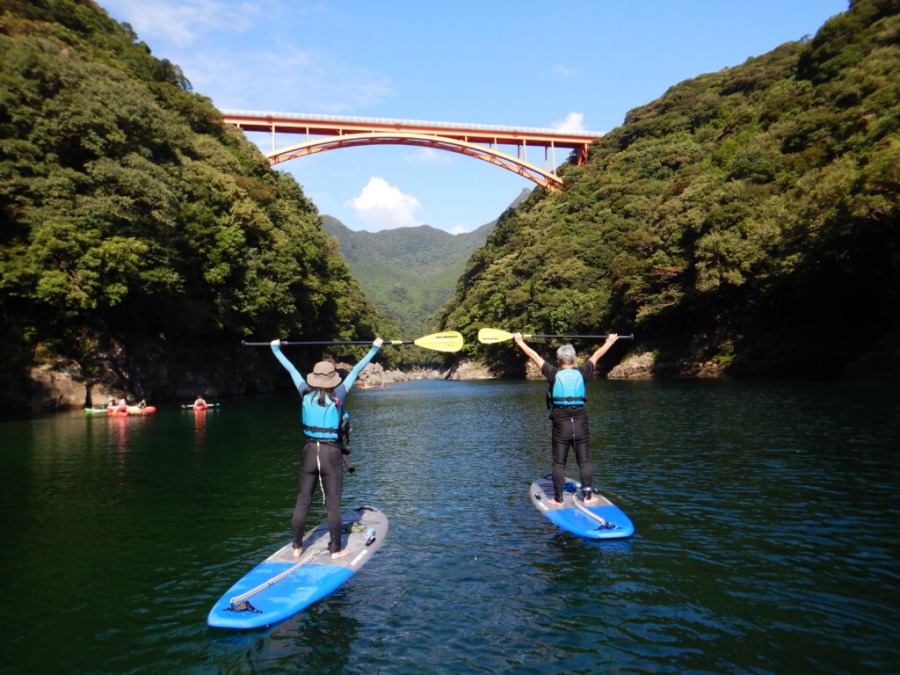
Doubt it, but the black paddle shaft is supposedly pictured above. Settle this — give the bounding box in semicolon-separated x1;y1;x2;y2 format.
526;334;634;340
241;340;409;347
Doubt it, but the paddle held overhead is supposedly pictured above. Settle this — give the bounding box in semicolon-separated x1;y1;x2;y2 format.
477;328;634;344
241;331;464;353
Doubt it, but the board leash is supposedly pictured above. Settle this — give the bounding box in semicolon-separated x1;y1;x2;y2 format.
227;549;322;612
565;481;617;530
226;507;381;613
572;496;617;530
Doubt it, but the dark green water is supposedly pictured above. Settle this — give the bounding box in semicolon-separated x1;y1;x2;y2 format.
1;379;898;674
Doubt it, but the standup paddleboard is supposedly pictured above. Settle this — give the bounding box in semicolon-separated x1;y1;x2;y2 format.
207;505;389;630
530;475;634;540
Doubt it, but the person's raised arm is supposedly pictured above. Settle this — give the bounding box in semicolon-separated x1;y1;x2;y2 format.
342;338;384;392
514;333;545;370
587;334;619;367
270;339;306;391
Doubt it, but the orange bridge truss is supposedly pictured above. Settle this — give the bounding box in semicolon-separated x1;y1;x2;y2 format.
220;110;604;190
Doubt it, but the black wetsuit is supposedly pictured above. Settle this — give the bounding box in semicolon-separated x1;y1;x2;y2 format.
542;361;596;501
271;343;380;552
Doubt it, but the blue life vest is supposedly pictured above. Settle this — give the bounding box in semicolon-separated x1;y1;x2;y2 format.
302;390;341;440
551;368;587;407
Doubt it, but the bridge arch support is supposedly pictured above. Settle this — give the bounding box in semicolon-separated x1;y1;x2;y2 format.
267;132;567;190
220;111;603;189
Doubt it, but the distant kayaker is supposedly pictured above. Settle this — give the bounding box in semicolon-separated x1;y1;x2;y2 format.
115;398;128;414
193;396;208;409
513;333;620;506
270;337;383;560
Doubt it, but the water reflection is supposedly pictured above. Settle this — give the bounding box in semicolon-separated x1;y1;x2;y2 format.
204;598;361;673
193;407;207;445
0;380;898;674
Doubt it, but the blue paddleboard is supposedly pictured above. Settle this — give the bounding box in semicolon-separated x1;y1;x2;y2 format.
530;475;634;540
207;505;389;629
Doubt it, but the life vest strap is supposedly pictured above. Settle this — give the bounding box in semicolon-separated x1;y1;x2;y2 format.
303;423;339;435
552;396;586;405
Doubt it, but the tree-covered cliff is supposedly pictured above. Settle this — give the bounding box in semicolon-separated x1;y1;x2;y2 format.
0;0;399;414
440;0;898;378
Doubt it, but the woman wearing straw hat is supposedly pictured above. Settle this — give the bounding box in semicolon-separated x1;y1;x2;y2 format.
270;337;383;559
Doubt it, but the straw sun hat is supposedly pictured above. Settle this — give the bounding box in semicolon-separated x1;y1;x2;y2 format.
306;361;341;388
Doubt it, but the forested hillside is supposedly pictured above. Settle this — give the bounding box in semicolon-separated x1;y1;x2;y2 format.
1;0;895;418
322;189;528;334
0;0;399;415
440;0;898;378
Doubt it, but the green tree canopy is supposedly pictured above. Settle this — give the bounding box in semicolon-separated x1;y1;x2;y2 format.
0;0;400;412
440;0;898;377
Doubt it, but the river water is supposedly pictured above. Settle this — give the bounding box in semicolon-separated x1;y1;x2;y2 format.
1;379;898;674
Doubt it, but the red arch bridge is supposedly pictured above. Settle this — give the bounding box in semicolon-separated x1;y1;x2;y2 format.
220;110;604;190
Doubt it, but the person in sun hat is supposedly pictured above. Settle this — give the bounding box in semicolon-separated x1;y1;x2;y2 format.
513;333;619;506
270;337;383;560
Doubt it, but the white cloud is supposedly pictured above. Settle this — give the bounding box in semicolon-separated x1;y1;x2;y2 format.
101;0;257;48
191;45;393;113
99;0;392;113
349;178;420;230
550;112;586;132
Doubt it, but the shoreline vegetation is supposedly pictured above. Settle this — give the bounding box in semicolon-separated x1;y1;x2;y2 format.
17;348;752;419
2;0;897;418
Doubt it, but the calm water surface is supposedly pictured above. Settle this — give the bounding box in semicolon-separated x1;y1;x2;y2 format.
1;379;898;674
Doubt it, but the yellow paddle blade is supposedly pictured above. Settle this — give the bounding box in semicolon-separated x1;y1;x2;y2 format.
477;328;515;344
413;331;464;352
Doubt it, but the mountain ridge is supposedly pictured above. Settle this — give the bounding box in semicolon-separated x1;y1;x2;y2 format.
322;188;530;332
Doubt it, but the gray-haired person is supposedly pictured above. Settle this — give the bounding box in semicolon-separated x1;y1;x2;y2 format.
513;333;619;504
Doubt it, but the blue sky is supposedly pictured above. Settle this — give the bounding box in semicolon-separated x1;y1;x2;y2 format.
98;0;848;234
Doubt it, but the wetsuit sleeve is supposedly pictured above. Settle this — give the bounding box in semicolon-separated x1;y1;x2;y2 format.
270;342;307;392
541;362;558;381
580;361;595;380
342;344;381;392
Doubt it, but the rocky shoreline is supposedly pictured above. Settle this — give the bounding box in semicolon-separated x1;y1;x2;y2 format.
22;356;499;416
22;350;683;418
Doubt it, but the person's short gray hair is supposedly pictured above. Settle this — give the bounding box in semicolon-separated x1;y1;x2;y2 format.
556;344;576;365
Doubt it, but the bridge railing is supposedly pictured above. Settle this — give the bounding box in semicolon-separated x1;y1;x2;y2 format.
220;109;604;139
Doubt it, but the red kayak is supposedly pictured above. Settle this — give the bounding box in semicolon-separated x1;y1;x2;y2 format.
107;405;156;416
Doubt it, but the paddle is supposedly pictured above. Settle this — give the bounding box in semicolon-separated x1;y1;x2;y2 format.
478;328;634;344
181;403;219;409
241;331;464;353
